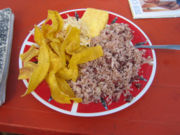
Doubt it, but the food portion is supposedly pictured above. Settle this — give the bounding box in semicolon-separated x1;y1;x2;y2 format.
81;8;109;37
70;23;145;104
19;8;151;106
19;10;104;103
63;15;90;46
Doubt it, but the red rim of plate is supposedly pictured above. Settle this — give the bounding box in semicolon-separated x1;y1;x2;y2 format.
19;8;156;117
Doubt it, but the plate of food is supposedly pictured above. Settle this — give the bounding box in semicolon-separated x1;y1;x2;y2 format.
18;8;156;117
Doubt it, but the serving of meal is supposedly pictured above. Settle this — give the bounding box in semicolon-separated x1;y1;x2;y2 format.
18;8;156;116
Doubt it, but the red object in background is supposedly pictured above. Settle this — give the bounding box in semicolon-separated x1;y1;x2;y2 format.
0;0;180;135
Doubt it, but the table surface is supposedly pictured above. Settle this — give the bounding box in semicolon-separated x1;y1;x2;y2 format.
0;0;180;135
